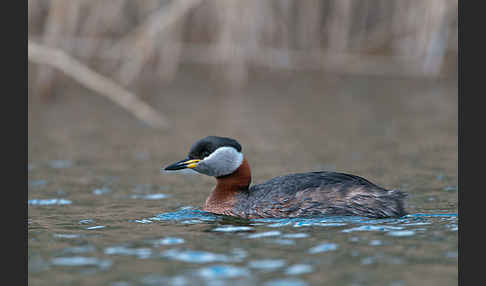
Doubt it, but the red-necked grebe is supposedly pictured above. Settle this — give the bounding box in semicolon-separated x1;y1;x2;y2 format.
163;136;407;219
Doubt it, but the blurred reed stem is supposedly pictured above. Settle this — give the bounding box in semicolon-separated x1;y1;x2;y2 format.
28;0;457;94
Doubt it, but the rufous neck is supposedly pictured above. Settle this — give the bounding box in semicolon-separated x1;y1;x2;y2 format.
215;158;251;191
203;158;251;214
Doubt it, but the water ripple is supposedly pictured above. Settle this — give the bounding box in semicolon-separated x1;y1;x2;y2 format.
248;231;281;239
212;226;254;232
342;225;404;233
161;249;242;263
147;210;458;233
264;278;308;286
130;193;168;200
285;264;313;275
48;160;73;169
51;256;112;269
104;246;152;259
369;240;383;246
150;237;185;246
248;259;286;271
308;242;339;254
53;233;82;239
29;179;47;188
62;245;96;254
93;187;112;195
150;209;217;222
28;199;72;206
85;225;105;230
198;265;250;279
282;233;309;239
387;230;416;237
270;239;296;245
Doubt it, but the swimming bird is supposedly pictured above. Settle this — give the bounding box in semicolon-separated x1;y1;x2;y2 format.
163;136;407;219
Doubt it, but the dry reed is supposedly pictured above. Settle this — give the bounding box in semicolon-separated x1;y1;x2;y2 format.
28;0;457;127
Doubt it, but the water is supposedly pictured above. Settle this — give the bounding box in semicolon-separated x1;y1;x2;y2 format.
28;74;457;285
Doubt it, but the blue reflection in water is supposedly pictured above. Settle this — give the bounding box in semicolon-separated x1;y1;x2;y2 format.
28;199;72;206
85;226;105;230
270;239;296;245
248;259;286;271
387;230;416;237
285;264;313;275
212;226;254;232
149;237;185;246
264;278;308;286
51;256;112;269
150;209;218;222
198;265;250;279
369;240;383;246
48;160;73;169
248;231;281;239
282;233;308;239
104;246;152;259
141;209;458;237
92;187;112;195
161;248;245;263
130;193;168;200
308;242;339;254
342;225;404;233
29;179;47;188
404;213;457;218
62;245;96;254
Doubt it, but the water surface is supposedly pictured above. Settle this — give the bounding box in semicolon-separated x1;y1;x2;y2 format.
28;73;457;285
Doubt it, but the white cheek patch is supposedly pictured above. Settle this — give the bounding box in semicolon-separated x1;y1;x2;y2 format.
194;147;243;177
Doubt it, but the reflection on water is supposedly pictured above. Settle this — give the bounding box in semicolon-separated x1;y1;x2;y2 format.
51;256;112;269
29;75;457;285
28;198;72;205
31;206;457;284
198;264;251;279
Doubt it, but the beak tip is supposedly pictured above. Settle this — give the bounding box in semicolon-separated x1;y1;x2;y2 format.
161;165;175;172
